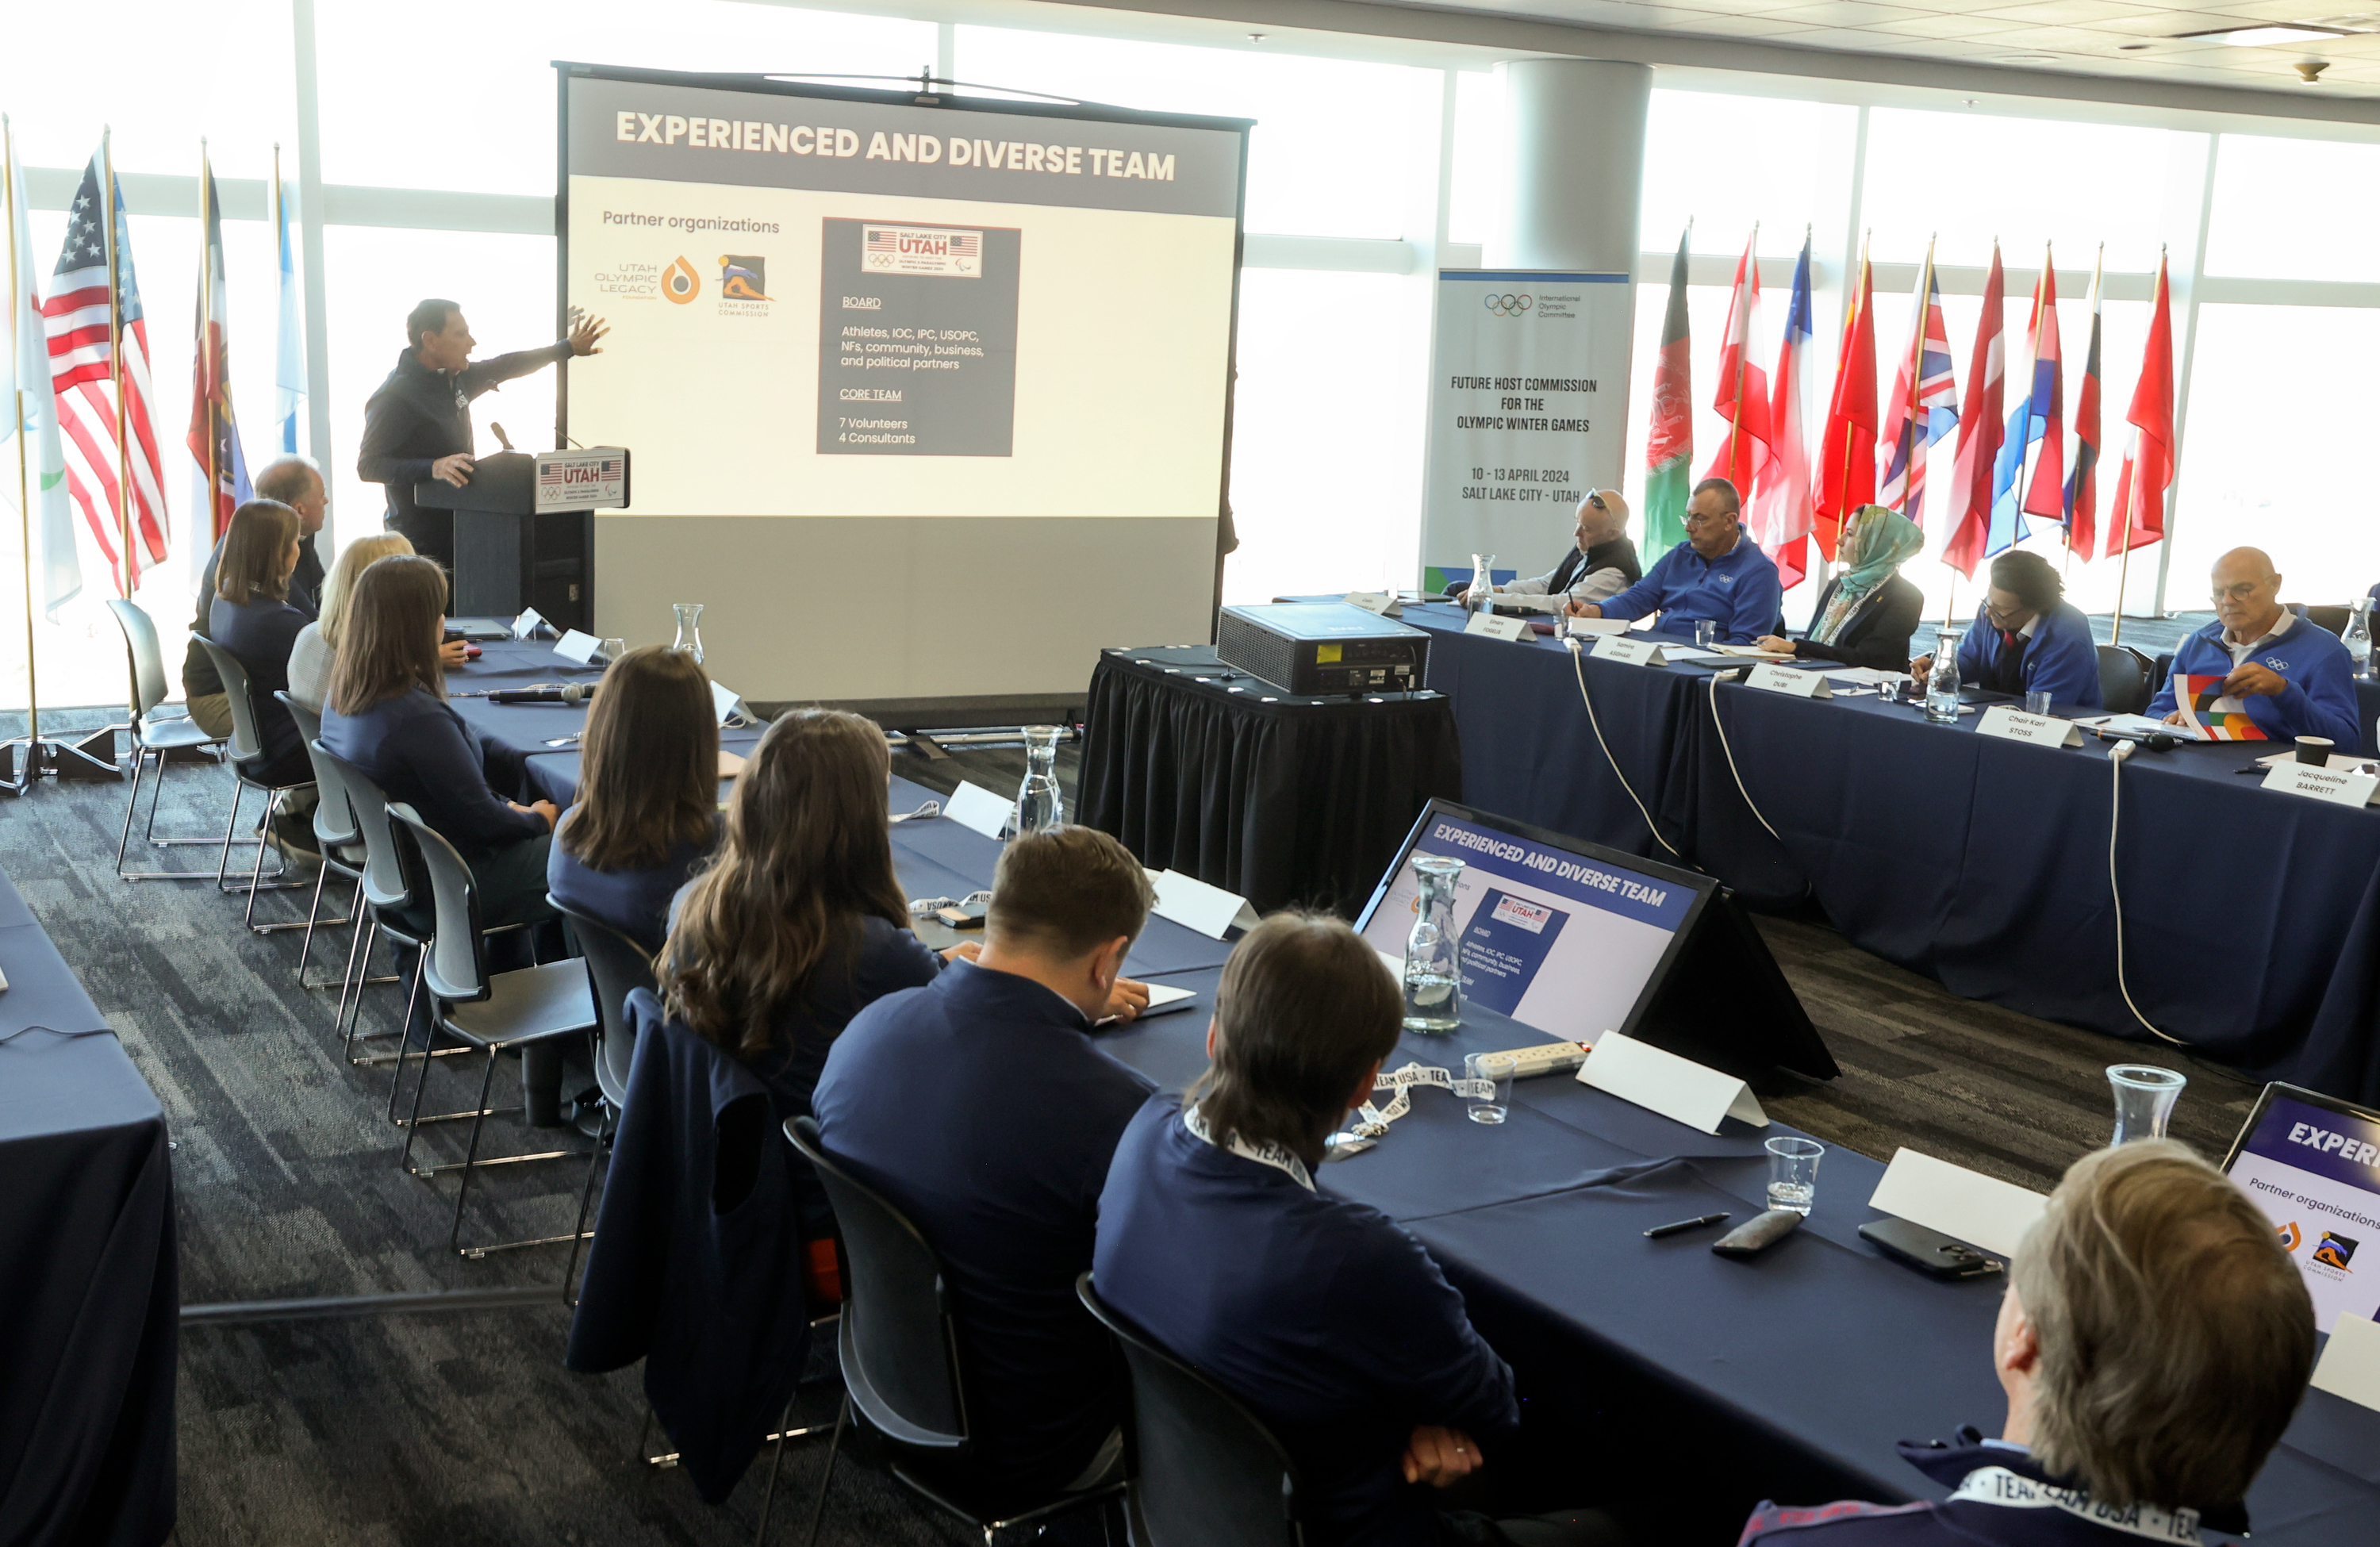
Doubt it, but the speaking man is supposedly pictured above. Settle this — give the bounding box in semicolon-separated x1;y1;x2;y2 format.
182;455;328;739
1488;490;1641;609
1566;477;1781;644
2147;546;2359;746
356;301;607;572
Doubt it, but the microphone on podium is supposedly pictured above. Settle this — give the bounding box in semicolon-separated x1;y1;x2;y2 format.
489;422;515;452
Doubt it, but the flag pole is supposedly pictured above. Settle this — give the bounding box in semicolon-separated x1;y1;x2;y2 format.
102;129;133;601
1832;231;1868;572
1727;223;1757;492
1902;234;1933;521
2109;245;2162;650
5;117;36;787
201;139;217;560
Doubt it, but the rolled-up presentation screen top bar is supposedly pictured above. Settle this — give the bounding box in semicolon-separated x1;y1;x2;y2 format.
555;65;1250;706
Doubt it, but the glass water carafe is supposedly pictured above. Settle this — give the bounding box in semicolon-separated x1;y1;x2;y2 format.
1015;725;1065;837
1465;553;1497;613
1402;854;1466;1032
2346;597;2373;680
671;602;705;664
1925;628;1962;724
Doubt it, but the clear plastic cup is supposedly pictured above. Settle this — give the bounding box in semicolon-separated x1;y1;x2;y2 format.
1464;1052;1513;1125
1765;1136;1825;1214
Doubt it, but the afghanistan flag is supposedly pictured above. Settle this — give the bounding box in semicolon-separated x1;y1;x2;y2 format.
1643;228;1694;557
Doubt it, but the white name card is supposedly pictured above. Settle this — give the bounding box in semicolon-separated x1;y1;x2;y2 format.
709;681;751;727
1868;1148;2048;1260
1745;662;1831;698
1592;635;1668;667
945;781;1015;839
1342;590;1402;618
2263;760;2380;808
1463;612;1534;643
554;628;604;664
1563;616;1630;639
1975;704;2084;748
2311;1309;2380;1413
510;607;547;640
1148;868;1261;939
1576;1030;1768;1134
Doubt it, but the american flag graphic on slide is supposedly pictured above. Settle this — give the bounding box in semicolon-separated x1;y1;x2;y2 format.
43;154;168;594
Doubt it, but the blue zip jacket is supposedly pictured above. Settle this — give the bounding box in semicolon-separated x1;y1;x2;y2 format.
2144;612;2360;747
1952;599;2103;710
1595;535;1783;644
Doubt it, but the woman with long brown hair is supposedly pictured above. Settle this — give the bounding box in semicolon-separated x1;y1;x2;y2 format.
547;645;720;950
658;708;964;1119
208;498;316;793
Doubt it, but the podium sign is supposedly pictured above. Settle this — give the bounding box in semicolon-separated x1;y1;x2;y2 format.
534;447;631;512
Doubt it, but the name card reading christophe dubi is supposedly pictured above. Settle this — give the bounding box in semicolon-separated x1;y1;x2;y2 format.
1976;704;2084;748
1745;661;1829;698
2263;760;2380;808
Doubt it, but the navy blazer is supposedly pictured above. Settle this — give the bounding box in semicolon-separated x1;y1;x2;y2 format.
565;990;812;1503
813;961;1157;1507
1094;1096;1519;1547
546;809;718;952
320;685;545;856
209;593;314;788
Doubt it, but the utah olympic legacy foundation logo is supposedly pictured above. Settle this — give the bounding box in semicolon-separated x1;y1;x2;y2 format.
1484;293;1533;317
662;256;701;303
719;255;770;300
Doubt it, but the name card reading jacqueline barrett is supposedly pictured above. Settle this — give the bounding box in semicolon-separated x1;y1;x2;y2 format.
1975;704;2084;748
2263;760;2380;808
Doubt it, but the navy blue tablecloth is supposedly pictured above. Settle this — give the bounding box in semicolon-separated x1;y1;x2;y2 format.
1398;603;2380;1104
0;870;178;1546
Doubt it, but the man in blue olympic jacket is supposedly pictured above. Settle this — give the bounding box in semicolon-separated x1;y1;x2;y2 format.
1910;550;2102;711
1568;477;1782;644
2147;546;2360;747
1737;1140;2310;1547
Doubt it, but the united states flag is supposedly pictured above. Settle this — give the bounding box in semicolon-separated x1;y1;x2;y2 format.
44;155;168;594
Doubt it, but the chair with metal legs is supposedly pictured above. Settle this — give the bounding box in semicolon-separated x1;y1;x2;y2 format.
276;693;363;988
310;743;432;1076
387;805;597;1257
547;899;658;1302
189;637;313;931
103;598;229;881
784;1115;1123;1547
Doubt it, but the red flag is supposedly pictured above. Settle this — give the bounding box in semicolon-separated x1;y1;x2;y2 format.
2019;251;2065;520
2109;251;2175;555
1703;234;1773;498
2063;258;2104;561
1814;245;1875;561
1942;244;2005;579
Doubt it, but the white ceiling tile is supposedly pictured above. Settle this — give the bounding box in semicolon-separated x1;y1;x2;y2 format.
1860;14;2044;37
1968;0;2170;22
1761;2;1934;24
2076;9;2280;36
1637;10;1829;36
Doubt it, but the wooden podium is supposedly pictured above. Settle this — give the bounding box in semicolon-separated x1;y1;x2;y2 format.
413;447;628;633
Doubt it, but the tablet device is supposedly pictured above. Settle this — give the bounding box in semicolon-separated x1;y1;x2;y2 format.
2222;1081;2380;1333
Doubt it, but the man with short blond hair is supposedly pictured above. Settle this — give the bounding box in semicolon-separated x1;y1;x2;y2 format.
1738;1139;2315;1545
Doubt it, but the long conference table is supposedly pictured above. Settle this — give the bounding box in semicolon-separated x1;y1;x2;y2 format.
1394;601;2380;1106
451;635;2379;1545
0;864;178;1547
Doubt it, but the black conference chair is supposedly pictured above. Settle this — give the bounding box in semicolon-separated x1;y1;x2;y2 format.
2299;603;2352;638
104;598;229;881
783;1115;1123;1547
387;805;597;1257
1075;1272;1305;1547
547;897;658;1300
190;635;314;930
2094;645;2152;716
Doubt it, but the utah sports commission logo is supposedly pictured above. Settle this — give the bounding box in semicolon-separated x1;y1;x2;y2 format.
662;256;701;303
1484;293;1533;318
2313;1231;2358;1272
719;255;770;300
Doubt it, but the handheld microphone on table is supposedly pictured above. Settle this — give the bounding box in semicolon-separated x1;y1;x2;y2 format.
489;422;515;453
487;683;597;705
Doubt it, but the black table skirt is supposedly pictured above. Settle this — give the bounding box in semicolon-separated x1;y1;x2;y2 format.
1078;647;1462;916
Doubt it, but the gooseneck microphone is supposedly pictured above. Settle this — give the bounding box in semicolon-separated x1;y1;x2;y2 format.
489;421;516;453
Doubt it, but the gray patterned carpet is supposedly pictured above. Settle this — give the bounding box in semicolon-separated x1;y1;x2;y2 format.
1;701;2259;1545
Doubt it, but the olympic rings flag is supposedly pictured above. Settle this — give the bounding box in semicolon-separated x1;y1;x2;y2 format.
1421;270;1634;593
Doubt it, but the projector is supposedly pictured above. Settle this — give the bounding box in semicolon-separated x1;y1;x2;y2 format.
1215;604;1430;697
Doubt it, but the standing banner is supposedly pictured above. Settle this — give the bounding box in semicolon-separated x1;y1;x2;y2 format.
1420;270;1633;594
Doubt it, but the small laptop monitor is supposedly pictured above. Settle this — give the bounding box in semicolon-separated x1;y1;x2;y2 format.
1355;800;1711;1049
2223;1081;2380;1334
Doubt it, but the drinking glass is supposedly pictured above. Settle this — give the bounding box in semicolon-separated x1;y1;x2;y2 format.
1402;854;1465;1032
2025;689;2052;717
2108;1065;2186;1145
671;602;705;663
599;636;627;666
1695;620;1718;650
1464;1052;1513;1125
1015;725;1065;836
1766;1136;1825;1214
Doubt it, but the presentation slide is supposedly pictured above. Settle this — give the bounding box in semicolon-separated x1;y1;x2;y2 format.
559;71;1247;703
1361;812;1695;1042
2231;1093;2380;1333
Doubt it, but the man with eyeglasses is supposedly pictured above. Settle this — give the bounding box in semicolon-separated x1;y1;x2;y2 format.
1566;477;1781;644
1909;550;2102;711
2144;547;2357;746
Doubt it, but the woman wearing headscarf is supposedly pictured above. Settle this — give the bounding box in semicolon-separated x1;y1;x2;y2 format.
1754;505;1925;672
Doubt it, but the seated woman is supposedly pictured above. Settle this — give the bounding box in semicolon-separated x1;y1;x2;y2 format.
657;708;965;1126
208;498;317;792
321;554;558;925
547;646;722;951
287;534;465;716
1754;505;1924;671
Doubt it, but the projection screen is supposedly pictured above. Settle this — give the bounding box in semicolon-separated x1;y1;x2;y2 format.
557;64;1249;708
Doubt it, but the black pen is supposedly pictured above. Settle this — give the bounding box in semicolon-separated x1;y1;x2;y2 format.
1645;1211;1730;1239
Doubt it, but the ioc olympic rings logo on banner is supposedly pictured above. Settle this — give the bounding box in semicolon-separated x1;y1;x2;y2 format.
1484;293;1533;317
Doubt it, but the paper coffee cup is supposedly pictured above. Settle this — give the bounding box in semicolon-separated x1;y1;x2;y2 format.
2296;736;2335;766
